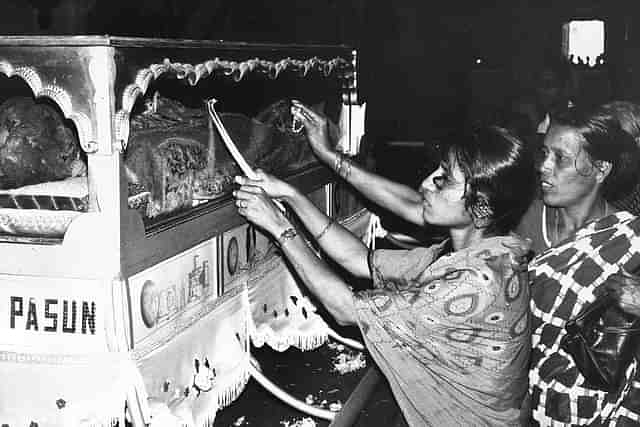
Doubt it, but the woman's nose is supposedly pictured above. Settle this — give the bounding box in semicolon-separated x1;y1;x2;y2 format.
418;177;429;194
538;153;553;174
420;173;436;192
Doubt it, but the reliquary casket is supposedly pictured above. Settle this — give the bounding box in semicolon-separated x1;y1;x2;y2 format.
0;36;369;426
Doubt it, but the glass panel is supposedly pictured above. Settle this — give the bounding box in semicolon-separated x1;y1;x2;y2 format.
0;75;88;242
124;73;344;228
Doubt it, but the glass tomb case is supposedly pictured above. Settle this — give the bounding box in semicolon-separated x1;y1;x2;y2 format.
0;36;359;241
0;36;369;427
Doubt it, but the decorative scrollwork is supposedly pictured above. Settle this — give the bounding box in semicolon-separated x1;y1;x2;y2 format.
116;55;354;151
14;66;43;94
0;60;96;153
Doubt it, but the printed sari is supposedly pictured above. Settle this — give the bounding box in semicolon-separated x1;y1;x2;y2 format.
354;235;531;426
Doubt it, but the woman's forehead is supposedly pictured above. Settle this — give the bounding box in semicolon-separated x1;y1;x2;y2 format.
544;125;584;153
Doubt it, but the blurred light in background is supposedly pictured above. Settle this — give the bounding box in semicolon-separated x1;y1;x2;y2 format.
562;20;605;66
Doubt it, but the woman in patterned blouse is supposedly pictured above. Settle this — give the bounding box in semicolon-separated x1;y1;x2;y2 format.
234;104;537;426
522;105;640;425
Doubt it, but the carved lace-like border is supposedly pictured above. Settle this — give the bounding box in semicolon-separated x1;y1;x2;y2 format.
0;61;95;153
116;56;353;151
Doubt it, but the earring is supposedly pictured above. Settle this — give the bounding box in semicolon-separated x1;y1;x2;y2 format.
470;196;493;228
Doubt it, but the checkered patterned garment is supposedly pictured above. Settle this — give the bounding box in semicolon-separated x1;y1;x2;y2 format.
529;211;640;426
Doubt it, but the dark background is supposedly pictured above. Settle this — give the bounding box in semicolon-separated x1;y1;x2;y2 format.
6;0;639;139
4;0;640;188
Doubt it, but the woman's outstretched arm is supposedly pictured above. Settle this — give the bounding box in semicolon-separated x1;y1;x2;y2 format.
234;183;357;325
235;173;371;278
292;100;425;226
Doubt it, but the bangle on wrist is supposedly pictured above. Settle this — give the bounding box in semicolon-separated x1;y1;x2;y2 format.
339;157;353;179
333;152;353;180
314;218;335;241
277;227;298;247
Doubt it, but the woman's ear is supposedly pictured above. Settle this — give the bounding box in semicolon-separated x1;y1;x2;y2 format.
593;160;612;183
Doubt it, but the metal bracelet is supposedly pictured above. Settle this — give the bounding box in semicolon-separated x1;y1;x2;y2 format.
277;227;298;246
339;156;353;180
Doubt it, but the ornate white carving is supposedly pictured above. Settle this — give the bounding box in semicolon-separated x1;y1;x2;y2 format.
0;60;96;153
134;69;154;95
116;55;353;151
114;110;131;150
87;51;115;153
14;66;43;94
122;84;143;114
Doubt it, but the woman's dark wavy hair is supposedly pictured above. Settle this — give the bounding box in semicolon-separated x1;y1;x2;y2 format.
599;101;640;142
443;126;537;236
551;106;640;202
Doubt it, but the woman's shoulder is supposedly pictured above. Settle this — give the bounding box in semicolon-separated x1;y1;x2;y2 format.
434;237;529;305
516;198;547;255
371;240;450;283
454;235;530;275
468;234;529;255
586;210;639;234
375;240;449;262
533;211;640;268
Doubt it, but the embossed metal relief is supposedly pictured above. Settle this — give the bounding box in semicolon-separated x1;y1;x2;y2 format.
0;61;95;153
116;56;354;151
139;254;212;329
129;238;218;345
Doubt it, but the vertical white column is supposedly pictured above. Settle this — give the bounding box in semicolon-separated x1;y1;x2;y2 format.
85;46;131;350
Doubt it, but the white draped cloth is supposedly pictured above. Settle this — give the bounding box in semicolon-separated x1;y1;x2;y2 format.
0;351;148;427
0;209;371;426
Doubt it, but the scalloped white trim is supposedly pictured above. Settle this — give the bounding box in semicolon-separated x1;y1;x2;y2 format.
0;61;95;153
116;55;352;151
250;324;329;352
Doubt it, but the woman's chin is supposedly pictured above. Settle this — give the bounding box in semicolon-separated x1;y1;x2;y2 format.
541;193;567;208
541;190;558;206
